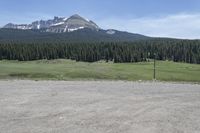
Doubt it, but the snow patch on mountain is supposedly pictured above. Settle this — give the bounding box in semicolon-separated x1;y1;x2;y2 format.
64;25;68;32
52;22;65;26
37;24;40;29
63;17;68;21
68;27;85;32
106;29;116;35
85;18;90;22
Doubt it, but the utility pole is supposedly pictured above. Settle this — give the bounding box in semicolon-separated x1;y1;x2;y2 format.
153;53;156;80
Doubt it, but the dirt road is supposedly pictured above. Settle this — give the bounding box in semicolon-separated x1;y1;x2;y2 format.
0;80;200;133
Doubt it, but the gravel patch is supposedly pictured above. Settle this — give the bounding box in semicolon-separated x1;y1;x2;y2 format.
0;80;200;133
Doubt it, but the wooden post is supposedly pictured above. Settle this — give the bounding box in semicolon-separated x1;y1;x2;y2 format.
154;53;156;80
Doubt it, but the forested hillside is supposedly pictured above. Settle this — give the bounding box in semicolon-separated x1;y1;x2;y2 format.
0;39;200;64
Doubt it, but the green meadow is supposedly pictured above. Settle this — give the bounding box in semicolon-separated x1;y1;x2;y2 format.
0;59;200;82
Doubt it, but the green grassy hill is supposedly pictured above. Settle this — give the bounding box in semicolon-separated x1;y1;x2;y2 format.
0;59;200;82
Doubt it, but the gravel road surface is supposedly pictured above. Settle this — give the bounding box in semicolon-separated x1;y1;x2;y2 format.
0;80;200;133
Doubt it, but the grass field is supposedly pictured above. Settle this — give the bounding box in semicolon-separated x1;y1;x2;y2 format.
0;59;200;82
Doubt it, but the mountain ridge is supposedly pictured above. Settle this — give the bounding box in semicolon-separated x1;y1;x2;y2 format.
3;14;100;33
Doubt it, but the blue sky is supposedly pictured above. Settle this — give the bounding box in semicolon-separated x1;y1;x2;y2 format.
0;0;200;39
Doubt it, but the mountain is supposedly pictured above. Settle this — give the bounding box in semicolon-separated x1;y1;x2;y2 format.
1;14;150;42
3;14;99;33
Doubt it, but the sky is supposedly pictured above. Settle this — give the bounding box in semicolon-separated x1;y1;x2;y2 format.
0;0;200;39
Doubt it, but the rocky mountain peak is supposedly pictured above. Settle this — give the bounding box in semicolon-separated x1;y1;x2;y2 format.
3;14;100;33
69;14;83;19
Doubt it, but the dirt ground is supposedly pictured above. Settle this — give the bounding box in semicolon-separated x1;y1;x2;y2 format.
0;80;200;133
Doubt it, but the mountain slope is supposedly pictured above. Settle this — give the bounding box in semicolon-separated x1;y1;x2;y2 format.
0;28;149;42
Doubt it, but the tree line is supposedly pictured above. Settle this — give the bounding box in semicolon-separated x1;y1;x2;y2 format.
0;39;200;64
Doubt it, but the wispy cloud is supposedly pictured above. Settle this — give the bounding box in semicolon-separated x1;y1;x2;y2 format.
97;13;200;39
